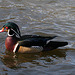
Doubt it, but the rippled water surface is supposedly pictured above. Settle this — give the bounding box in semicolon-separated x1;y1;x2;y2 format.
0;0;75;75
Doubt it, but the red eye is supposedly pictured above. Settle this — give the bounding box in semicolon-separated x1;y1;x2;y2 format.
6;27;8;29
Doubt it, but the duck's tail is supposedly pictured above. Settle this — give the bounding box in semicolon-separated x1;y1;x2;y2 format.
44;41;68;50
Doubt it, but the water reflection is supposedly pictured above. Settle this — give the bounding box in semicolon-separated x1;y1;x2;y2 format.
2;49;66;69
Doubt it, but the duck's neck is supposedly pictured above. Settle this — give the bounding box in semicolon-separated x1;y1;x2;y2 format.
5;36;19;52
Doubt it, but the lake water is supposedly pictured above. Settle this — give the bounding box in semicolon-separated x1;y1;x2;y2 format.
0;0;75;75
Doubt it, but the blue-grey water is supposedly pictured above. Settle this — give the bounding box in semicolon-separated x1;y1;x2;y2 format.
0;0;75;75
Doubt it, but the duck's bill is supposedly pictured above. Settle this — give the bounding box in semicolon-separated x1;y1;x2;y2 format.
0;28;7;33
0;30;3;32
0;28;4;33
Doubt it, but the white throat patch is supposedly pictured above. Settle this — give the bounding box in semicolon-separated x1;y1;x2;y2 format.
8;29;15;37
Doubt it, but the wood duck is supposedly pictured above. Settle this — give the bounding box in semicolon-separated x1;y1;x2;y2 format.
0;22;68;53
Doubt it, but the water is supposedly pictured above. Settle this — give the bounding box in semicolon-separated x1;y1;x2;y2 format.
0;0;75;75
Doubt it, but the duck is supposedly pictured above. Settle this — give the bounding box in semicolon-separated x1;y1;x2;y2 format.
0;22;68;53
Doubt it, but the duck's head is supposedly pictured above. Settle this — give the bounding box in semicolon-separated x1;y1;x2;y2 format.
0;22;21;38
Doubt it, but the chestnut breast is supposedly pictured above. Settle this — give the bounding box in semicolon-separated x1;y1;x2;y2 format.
5;36;18;52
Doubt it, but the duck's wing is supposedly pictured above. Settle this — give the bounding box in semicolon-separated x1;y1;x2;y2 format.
18;38;48;47
18;35;68;48
45;41;68;48
20;35;57;41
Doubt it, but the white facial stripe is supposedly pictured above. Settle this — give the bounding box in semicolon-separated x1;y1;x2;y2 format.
11;28;20;38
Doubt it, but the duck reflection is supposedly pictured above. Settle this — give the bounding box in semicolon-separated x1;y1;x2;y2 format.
2;49;66;69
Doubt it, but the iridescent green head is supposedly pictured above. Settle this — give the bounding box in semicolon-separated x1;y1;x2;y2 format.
0;22;21;38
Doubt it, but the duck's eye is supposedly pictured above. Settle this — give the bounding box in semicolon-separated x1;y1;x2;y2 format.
6;27;8;29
